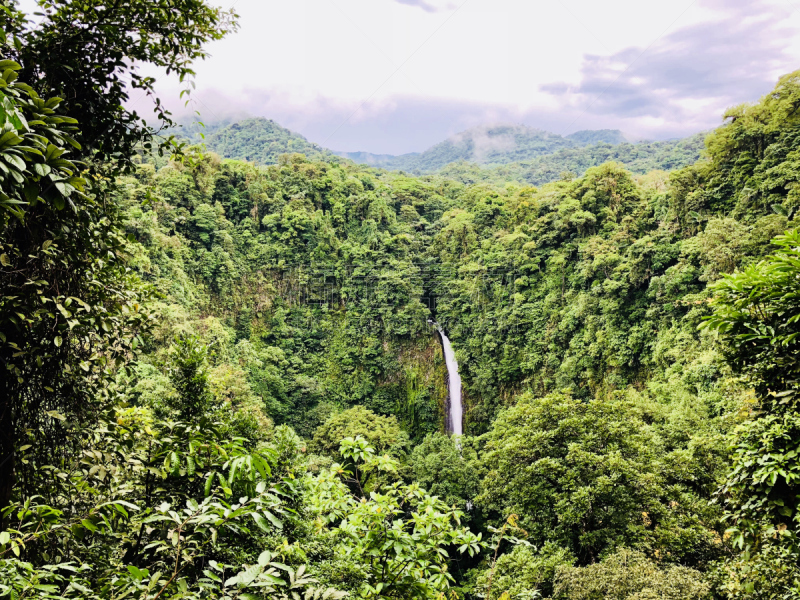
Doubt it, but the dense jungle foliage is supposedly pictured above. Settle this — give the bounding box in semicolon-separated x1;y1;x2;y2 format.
2;0;800;598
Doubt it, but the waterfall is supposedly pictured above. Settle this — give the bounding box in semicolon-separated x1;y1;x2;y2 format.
431;322;463;436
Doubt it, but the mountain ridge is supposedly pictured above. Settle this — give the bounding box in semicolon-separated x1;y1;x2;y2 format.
201;117;333;165
197;117;704;185
336;123;603;172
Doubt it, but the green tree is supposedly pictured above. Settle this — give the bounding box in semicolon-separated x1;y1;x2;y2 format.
704;230;800;402
474;543;575;600
304;436;482;599
479;392;677;563
0;396;344;599
0;0;237;516
0;58;153;514
552;548;710;600
704;230;800;597
4;0;237;168
311;406;409;458
410;432;481;515
168;336;213;420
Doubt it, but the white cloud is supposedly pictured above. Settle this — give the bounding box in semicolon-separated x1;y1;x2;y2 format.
391;0;460;12
136;0;800;153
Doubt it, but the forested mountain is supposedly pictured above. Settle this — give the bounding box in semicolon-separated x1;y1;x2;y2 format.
338;125;636;172
340;129;702;179
565;128;629;145
339;124;576;172
333;149;411;167
211;118;701;183
2;1;800;598
438;131;706;185
203;117;333;164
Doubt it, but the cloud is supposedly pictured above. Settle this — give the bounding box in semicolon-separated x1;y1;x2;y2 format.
391;0;457;12
176;91;528;154
174;90;647;155
393;0;438;12
450;125;519;162
150;0;800;153
541;0;795;125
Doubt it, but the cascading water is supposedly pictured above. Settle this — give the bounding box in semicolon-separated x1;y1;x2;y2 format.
431;322;462;436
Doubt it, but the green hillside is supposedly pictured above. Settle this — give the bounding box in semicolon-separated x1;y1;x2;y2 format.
439;132;706;185
565;128;628;145
338;123;576;172
204;117;333;164
335;149;414;167
337;125;701;181
203;118;700;186
399;124;576;170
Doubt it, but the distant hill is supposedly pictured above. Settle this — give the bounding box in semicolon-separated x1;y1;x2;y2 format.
201;121;590;173
192;117;705;186
403;124;576;171
566;129;628;146
337;124;579;173
203;118;332;164
178;117;242;140
336;150;416;168
437;132;707;186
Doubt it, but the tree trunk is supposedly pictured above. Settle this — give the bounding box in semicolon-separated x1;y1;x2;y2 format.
0;393;16;530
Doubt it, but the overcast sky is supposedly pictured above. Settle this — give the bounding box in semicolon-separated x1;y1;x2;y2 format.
97;0;800;153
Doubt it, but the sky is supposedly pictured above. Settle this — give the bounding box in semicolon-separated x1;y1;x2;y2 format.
42;0;800;154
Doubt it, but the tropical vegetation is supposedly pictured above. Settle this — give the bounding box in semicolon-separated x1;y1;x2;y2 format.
1;1;800;598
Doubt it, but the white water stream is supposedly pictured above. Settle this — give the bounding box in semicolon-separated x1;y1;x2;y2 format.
434;324;463;436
